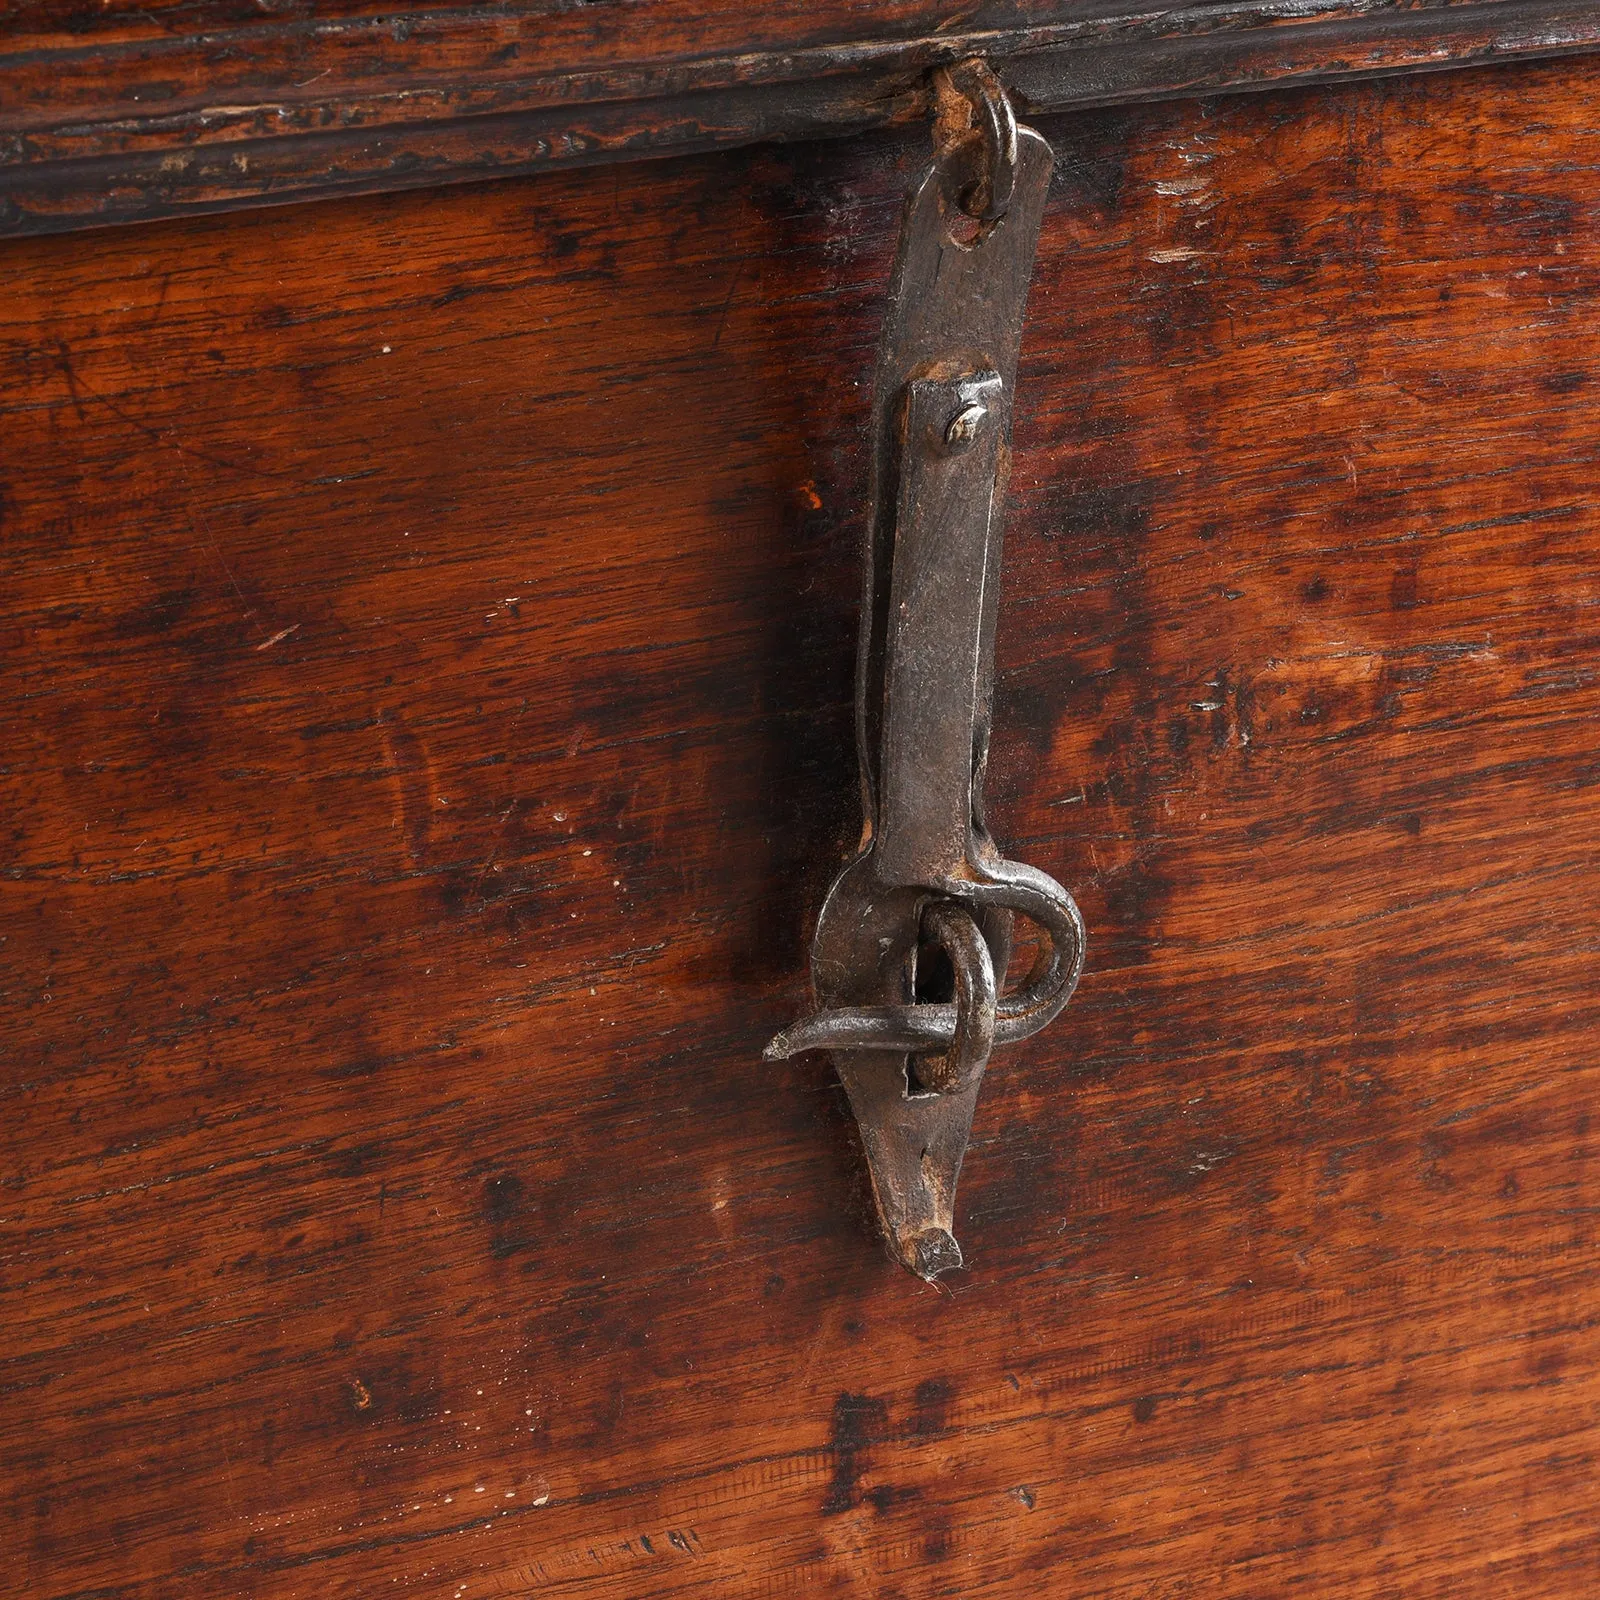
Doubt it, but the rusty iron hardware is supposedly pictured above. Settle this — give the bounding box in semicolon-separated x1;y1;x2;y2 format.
767;61;1085;1280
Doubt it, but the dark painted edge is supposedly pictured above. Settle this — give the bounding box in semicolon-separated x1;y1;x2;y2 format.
2;0;1598;238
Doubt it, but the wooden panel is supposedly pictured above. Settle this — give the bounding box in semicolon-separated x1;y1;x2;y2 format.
4;53;1600;1598
4;0;1600;236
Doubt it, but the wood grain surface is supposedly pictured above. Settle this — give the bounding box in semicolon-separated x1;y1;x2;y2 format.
5;0;1600;237
5;53;1600;1599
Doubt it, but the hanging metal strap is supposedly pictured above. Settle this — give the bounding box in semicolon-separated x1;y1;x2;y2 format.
766;61;1085;1280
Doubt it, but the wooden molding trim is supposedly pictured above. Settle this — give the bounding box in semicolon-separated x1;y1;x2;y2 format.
3;0;1598;237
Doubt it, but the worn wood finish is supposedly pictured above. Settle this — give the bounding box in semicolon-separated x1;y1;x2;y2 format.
5;0;1600;237
6;54;1600;1598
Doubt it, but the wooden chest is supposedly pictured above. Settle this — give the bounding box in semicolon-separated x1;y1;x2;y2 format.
4;4;1600;1595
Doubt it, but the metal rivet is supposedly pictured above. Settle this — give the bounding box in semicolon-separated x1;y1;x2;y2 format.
944;402;987;451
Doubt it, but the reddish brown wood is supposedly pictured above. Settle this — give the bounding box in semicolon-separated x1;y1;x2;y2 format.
4;54;1600;1598
3;0;1599;237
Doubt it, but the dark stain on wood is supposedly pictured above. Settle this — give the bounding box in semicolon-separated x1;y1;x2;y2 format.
822;1394;890;1516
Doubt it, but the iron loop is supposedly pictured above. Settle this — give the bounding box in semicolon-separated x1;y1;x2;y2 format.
947;59;1018;221
914;901;997;1094
764;862;1084;1063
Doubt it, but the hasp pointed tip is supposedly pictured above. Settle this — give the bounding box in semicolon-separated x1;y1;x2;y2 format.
898;1225;963;1281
